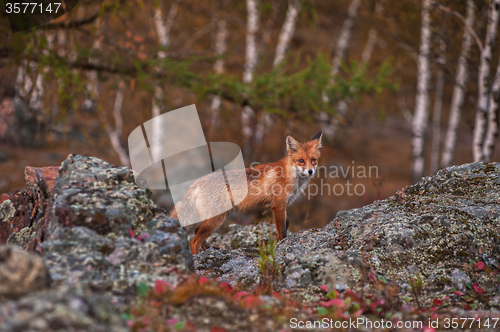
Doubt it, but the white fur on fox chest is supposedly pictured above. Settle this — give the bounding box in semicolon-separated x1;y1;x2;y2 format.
287;166;313;205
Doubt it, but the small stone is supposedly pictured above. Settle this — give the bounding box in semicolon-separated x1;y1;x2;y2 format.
0;245;50;299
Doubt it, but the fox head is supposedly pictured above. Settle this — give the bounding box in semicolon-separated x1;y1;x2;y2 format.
286;130;323;178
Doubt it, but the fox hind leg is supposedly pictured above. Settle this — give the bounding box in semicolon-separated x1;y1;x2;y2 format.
190;212;229;254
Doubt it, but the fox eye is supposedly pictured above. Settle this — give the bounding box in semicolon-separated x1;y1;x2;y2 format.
311;158;316;163
298;159;304;163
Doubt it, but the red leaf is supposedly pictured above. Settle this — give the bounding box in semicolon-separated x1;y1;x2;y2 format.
476;262;485;270
472;283;485;294
235;291;249;299
368;273;376;282
136;232;149;241
198;277;208;285
166;318;178;326
129;228;135;238
272;291;280;299
454;290;464;296
320;299;344;307
154;279;170;294
220;282;232;292
320;285;328;291
433;299;443;306
464;304;471;310
243;295;262;307
151;300;163;307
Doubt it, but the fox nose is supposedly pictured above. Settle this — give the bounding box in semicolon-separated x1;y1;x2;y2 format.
308;169;313;175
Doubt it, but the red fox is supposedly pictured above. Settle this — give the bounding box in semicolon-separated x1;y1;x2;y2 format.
170;130;323;254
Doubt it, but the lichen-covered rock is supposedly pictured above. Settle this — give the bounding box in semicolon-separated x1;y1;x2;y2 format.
0;199;15;222
37;155;193;271
0;284;127;332
46;155;158;237
0;245;50;299
206;222;283;250
0;155;195;314
194;162;500;309
195;247;261;286
7;155;194;310
41;224;192;296
0;191;36;245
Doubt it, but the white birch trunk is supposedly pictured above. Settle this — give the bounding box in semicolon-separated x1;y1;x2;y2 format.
209;18;227;129
254;0;301;145
482;52;500;161
273;0;301;67
361;1;383;65
15;60;33;98
29;32;55;112
411;0;432;183
481;0;500;161
329;0;361;80
243;0;259;84
430;39;446;175
441;0;475;167
472;0;500;162
151;0;179;153
319;0;361;138
106;79;130;166
242;0;259;156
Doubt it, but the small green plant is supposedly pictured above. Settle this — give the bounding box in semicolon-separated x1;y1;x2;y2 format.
257;237;277;274
408;276;424;310
256;236;279;294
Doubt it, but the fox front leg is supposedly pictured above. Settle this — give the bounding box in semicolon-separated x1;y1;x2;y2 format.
272;203;287;241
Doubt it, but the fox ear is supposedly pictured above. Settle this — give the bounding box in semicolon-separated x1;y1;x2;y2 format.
286;134;300;153
311;130;323;149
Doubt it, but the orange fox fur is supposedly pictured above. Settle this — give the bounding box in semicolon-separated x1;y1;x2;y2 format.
170;130;323;254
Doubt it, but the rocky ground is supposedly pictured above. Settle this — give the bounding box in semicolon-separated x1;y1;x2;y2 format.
1;155;500;331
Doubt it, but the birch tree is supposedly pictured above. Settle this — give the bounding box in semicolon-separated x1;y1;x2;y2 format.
441;0;475;167
152;0;179;118
105;79;130;166
272;0;301;68
151;0;179;155
361;1;384;65
411;0;432;183
319;0;361;139
241;0;259;157
472;0;500;162
254;0;301;146
209;13;227;130
482;50;500;161
429;38;446;174
29;32;55;113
